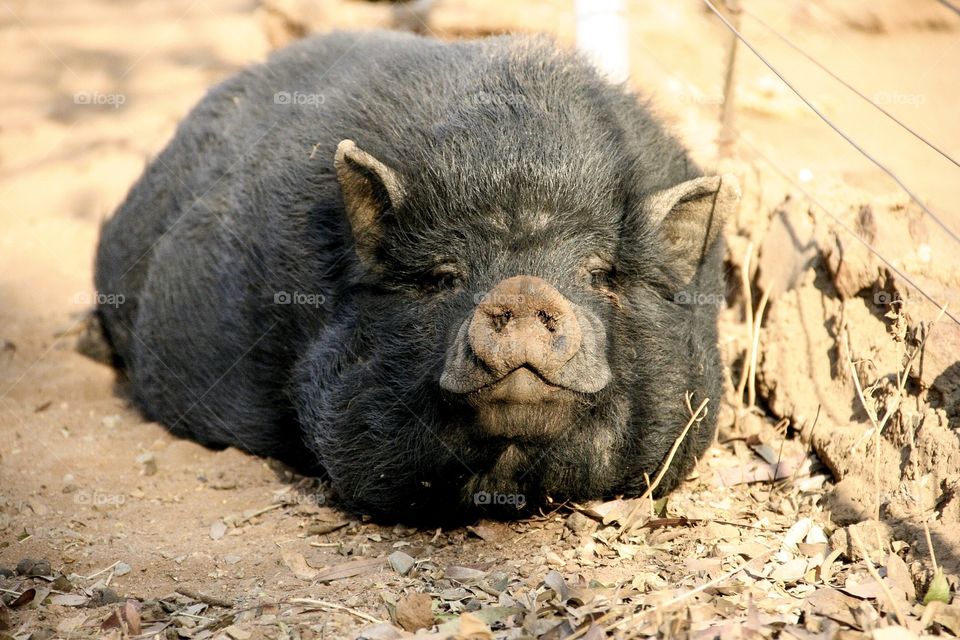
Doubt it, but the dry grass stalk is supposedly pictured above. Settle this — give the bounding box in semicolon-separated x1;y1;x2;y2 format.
848;527;907;626
736;241;754;407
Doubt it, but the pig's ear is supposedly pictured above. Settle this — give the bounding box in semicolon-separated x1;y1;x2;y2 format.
334;139;405;264
646;174;739;278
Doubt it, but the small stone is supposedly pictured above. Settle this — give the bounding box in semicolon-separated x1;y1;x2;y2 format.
565;511;598;535
101;415;121;428
135;452;157;476
90;587;121;607
16;558;51;577
113;562;131;577
50;575;73;591
388;551;415;576
223;624;252;640
224;555;242;565
210;521;228;540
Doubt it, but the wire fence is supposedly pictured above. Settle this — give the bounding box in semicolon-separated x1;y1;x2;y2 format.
637;0;959;327
700;0;960;246
739;6;960;170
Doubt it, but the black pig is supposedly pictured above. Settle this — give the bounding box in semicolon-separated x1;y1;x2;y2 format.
94;31;739;521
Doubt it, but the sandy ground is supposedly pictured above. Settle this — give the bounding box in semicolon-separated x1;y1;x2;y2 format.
2;1;959;638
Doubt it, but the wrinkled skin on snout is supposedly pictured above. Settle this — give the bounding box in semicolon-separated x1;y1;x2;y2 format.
93;33;741;523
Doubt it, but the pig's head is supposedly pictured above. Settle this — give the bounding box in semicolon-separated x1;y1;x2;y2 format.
298;105;738;521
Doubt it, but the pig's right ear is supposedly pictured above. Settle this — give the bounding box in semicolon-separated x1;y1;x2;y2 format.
646;174;740;280
334;139;406;265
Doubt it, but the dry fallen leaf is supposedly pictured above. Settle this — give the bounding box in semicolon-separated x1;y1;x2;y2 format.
871;625;919;640
466;523;502;543
455;612;495;640
820;548;843;585
842;575;885;600
884;552;916;602
223;623;253;639
8;588;35;609
57;613;89;634
281;549;319;581
716;455;810;487
804;588;861;628
781;518;813;553
445;565;487;583
313;556;384;582
124;599;142;635
579;498;639;526
924;601;960;636
48;594;89;607
770;558;808;583
306;520;350;535
543;570;569;601
395;592;434;632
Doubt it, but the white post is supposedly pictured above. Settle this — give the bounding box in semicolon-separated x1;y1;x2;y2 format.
574;0;630;84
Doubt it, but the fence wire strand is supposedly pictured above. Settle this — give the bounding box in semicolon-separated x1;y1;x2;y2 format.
937;0;960;18
701;0;960;246
627;8;958;327
738;134;958;327
741;6;960;170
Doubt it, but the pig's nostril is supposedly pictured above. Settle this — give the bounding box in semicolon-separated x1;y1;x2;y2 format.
537;310;558;333
491;310;512;332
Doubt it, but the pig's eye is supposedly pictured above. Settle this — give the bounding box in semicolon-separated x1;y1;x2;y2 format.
589;268;613;289
424;263;465;291
586;257;615;289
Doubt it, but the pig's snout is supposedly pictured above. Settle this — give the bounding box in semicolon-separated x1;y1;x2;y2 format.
468;276;582;380
440;275;610;406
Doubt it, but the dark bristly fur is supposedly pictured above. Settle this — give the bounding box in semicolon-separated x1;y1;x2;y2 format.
94;31;727;522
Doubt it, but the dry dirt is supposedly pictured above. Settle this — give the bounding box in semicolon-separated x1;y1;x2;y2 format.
2;1;959;638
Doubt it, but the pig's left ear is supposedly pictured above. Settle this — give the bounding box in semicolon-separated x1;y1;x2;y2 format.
646;174;739;278
334;139;406;265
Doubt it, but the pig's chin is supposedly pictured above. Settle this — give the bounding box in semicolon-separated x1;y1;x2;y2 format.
461;368;583;439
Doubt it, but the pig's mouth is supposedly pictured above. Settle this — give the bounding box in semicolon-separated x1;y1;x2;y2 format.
470;365;570;404
439;275;612;410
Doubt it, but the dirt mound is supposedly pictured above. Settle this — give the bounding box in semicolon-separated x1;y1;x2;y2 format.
720;171;960;573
